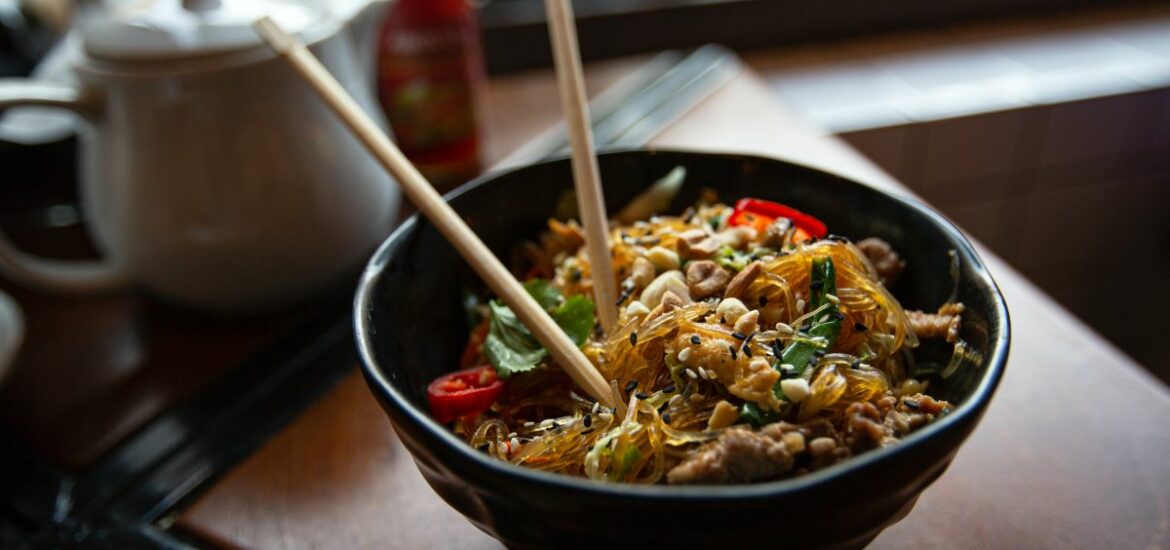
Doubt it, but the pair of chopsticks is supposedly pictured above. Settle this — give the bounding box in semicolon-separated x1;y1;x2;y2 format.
252;0;620;408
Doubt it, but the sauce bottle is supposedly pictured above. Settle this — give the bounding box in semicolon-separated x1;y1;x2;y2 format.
376;0;486;192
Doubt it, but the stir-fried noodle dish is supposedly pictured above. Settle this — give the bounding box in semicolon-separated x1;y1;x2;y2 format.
425;169;979;485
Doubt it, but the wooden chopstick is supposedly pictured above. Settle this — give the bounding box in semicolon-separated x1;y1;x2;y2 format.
543;0;620;333
252;17;617;409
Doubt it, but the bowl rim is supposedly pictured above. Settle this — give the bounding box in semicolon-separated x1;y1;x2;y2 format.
355;147;1010;499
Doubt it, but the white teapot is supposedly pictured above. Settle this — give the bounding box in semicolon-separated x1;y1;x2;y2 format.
0;0;399;314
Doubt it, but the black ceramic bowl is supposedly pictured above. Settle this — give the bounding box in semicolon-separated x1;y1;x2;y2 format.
356;149;1009;549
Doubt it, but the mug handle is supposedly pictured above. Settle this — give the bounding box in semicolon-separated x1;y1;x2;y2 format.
0;79;128;293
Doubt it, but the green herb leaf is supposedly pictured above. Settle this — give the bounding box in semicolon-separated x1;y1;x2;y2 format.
740;402;780;427
772;256;842;398
713;245;749;272
483;282;597;378
484;300;547;378
552;295;596;346
523;279;563;310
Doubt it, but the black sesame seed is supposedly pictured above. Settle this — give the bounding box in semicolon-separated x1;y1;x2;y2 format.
743;343;753;358
615;288;633;305
808;356;818;366
800;323;811;333
833;311;846;320
745;332;756;343
662;412;672;424
624;380;638;393
729;345;738;360
570;269;582;282
771;340;784;357
657;402;670;413
854;322;868;332
690;335;701;345
582;429;595;435
629;331;638;346
904;399;920;410
851;359;861;370
758;296;768;307
782;369;800;379
732;331;747;340
636;392;648;400
663;384;677;393
810;280;825;292
583;414;593;428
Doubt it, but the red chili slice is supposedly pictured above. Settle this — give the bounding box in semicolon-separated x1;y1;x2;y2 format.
728;198;827;240
427;365;504;423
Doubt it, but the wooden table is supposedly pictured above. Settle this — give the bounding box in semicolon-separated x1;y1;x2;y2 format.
177;60;1170;549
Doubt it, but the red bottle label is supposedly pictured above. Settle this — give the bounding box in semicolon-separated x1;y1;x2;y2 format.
377;8;484;188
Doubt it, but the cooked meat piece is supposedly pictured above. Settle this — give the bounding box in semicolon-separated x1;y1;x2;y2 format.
845;394;951;452
667;424;796;484
761;217;793;249
908;302;965;342
685;260;731;298
857;237;905;286
676;229;722;260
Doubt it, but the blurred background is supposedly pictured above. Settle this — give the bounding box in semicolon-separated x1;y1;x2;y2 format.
5;0;1163;377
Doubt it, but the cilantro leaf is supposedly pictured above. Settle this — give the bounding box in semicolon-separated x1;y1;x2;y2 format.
523;279;563;310
552;295;595;346
484;300;546;378
482;280;598;378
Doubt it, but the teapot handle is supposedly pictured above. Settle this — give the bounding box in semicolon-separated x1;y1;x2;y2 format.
0;80;129;293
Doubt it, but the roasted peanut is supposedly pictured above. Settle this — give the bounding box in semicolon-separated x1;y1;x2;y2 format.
724;260;763;299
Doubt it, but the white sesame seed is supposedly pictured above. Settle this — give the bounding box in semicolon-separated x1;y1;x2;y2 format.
507;432;517;438
678;348;693;362
796;299;806;312
669;394;683;406
510;437;520;450
775;322;795;335
598;412;614;422
818;314;830;324
540;419;555;427
697;367;708;379
523;421;535;427
685;368;698;379
826;293;840;305
592;402;601;414
781;363;796;371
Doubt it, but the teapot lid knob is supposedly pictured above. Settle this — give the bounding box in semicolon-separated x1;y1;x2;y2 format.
82;0;323;63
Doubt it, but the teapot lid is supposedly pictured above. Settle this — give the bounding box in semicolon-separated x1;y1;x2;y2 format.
82;0;322;62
